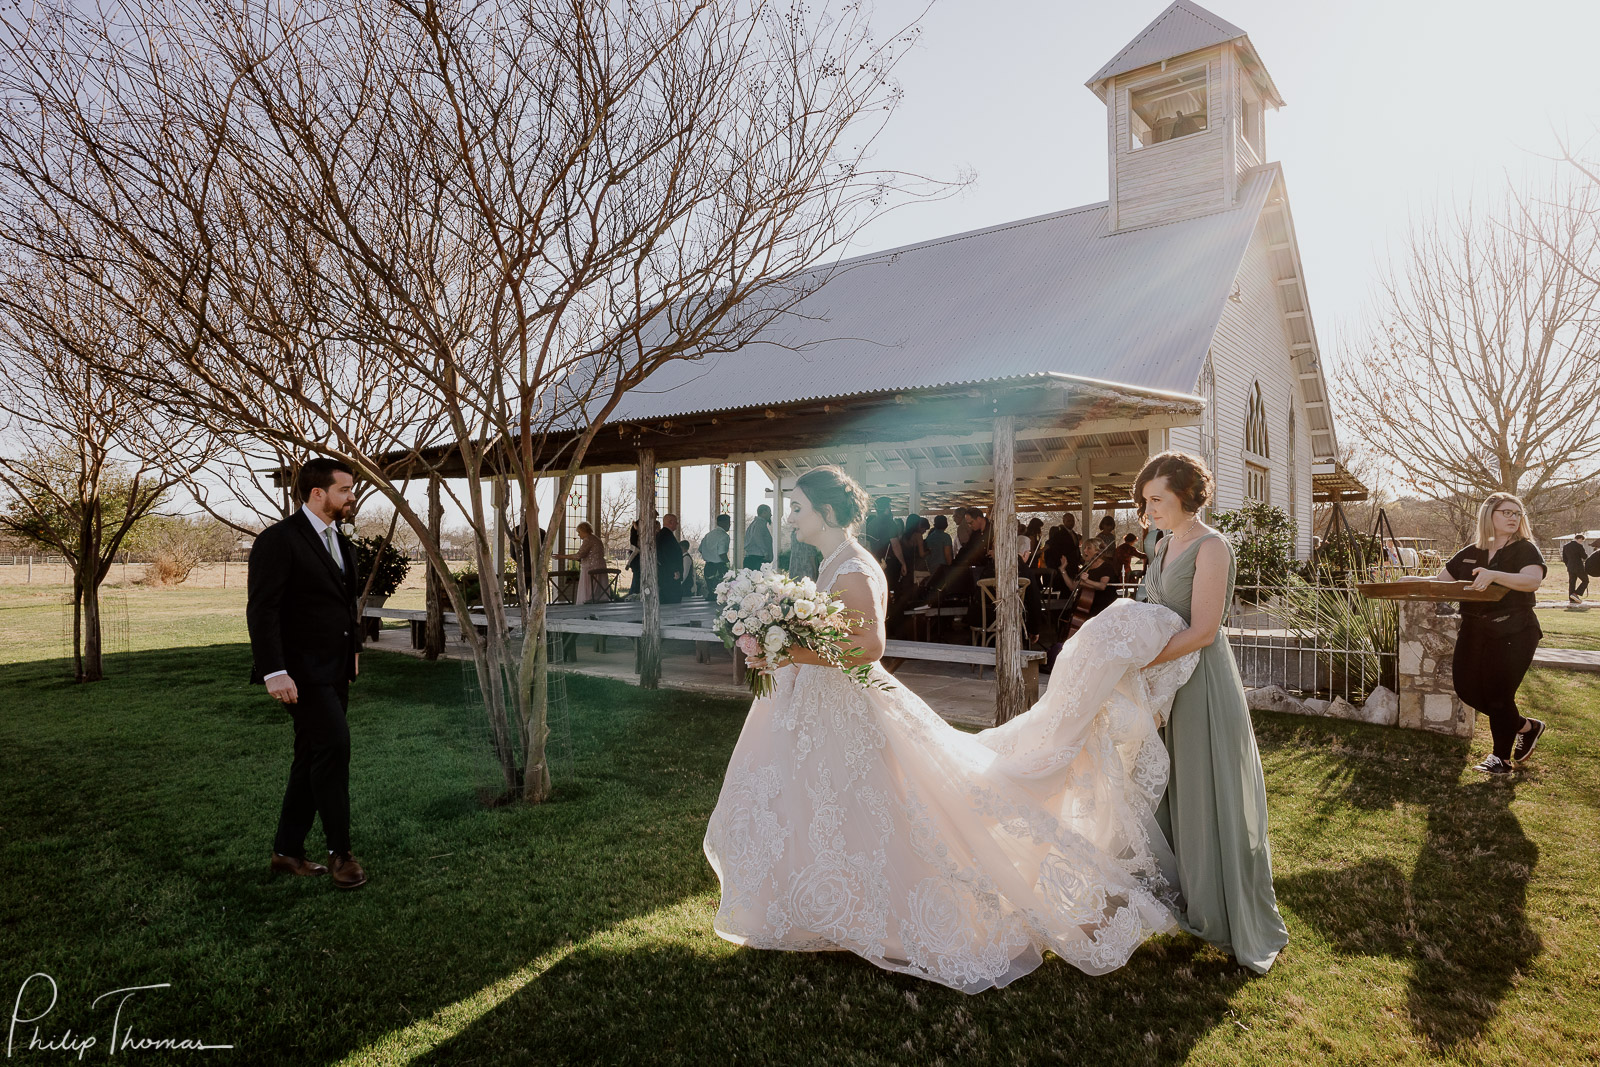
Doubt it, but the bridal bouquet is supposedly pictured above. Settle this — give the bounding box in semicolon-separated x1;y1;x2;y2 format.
714;565;882;697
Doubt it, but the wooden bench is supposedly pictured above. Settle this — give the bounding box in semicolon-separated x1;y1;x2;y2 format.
880;640;1046;704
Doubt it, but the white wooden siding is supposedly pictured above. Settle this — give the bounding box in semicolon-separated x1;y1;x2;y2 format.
1205;209;1315;556
1111;52;1229;231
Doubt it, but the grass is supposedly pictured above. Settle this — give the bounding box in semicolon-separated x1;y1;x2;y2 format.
1536;605;1600;651
2;586;1599;1065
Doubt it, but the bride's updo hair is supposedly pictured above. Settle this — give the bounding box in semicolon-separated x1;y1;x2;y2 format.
1133;450;1214;526
794;465;870;529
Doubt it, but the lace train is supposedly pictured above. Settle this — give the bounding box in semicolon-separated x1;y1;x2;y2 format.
703;554;1199;993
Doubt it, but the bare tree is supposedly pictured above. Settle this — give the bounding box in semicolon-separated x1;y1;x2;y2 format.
0;258;206;680
0;0;935;801
596;483;637;559
1336;184;1600;521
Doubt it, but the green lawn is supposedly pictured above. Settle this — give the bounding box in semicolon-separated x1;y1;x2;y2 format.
3;586;1599;1065
1536;605;1600;651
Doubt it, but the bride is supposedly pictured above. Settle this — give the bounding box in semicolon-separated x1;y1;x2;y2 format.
702;466;1201;992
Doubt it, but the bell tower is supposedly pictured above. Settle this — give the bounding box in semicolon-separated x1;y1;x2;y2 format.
1085;1;1283;233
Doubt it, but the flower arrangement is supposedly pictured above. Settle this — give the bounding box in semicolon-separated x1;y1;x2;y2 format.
714;564;884;696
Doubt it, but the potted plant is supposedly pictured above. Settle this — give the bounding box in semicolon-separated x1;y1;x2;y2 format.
352;535;411;607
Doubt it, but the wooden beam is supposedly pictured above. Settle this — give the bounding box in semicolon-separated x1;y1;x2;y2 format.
993;415;1026;724
732;462;747;564
637;450;660;688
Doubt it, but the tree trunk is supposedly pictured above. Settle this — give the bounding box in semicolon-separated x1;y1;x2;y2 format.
70;568;84;683
637;448;661;688
80;576;104;682
424;475;445;660
993;415;1025;724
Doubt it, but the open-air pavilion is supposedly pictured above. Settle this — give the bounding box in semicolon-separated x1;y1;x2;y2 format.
377;0;1370;727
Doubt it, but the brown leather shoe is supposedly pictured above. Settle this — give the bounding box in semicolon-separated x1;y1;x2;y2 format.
328;852;368;890
270;853;328;877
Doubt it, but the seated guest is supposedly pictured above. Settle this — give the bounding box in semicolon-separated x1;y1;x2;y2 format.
1114;532;1148;583
1026;517;1046;567
1042;525;1083;586
1076;537;1123;621
1094;514;1118;551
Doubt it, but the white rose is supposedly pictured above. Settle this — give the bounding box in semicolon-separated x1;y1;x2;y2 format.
763;626;786;655
794;599;814;618
732;621;745;635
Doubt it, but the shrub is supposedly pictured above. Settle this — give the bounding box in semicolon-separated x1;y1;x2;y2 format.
352;535;411;599
1212;501;1297;599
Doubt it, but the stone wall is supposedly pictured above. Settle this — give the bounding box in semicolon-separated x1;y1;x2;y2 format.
1395;602;1473;737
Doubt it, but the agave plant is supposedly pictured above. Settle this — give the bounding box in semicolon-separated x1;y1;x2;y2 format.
1277;577;1398;703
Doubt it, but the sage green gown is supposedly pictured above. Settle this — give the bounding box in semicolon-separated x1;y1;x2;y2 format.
1139;531;1288;973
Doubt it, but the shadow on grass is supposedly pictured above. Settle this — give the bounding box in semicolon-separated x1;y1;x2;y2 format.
1265;715;1542;1051
426;927;1255;1066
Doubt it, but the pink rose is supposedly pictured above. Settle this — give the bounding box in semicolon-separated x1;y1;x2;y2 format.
736;634;760;656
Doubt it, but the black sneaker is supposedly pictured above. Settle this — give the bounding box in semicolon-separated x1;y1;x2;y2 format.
1474;754;1514;775
1513;719;1546;762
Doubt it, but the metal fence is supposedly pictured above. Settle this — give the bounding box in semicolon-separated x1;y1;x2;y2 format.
1107;577;1404;706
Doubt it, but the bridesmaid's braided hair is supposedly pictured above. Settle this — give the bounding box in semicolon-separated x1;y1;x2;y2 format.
794;466;870;530
1133;451;1214;526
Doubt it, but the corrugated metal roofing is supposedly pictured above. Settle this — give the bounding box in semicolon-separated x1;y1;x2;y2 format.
1085;0;1246;89
604;165;1280;423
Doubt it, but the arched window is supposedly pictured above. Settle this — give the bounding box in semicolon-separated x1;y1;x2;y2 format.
1245;381;1270;459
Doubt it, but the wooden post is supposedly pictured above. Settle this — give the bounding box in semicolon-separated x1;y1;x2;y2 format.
637;448;661;688
586;473;601;532
667;466;682;520
732;462;747;566
1078;462;1095;544
908;465;921;516
770;466;786;570
424;474;446;659
492;475;508;587
709;465;720;532
993;415;1026;724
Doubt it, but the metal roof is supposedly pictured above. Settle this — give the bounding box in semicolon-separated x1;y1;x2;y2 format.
605;166;1280;423
1084;1;1282;108
1086;0;1245;88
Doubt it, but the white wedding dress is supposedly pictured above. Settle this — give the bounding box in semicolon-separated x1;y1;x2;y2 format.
702;542;1200;993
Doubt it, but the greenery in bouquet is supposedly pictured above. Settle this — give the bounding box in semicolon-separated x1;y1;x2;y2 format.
714;565;886;696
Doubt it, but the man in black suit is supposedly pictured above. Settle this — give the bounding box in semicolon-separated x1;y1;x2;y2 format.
248;458;368;889
1563;533;1589;603
657;513;685;605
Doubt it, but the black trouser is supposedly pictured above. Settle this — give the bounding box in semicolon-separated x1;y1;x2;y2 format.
274;681;352;856
1452;617;1541;760
703;562;728;597
1568;567;1589;599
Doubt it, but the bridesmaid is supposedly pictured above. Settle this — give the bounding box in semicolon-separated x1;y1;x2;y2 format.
1137;451;1289;973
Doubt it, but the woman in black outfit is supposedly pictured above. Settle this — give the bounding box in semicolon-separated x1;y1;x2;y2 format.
1409;492;1548;775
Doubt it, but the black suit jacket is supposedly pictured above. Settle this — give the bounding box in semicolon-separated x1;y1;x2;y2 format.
1563;541;1588;571
247;510;363;686
655;527;684;578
